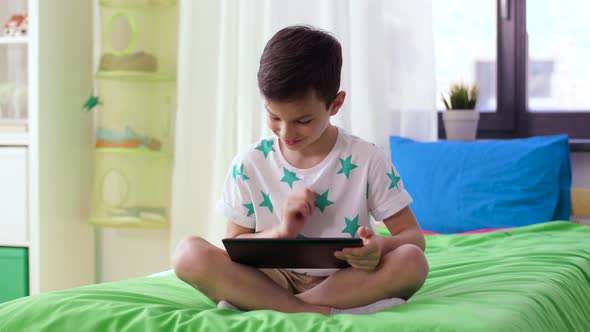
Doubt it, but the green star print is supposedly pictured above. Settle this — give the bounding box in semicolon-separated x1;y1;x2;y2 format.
243;203;255;217
255;139;275;158
232;165;239;180
238;164;249;180
387;167;401;189
342;215;360;237
232;164;249;181
259;191;274;213
280;168;301;188
315;190;334;213
337;155;358;179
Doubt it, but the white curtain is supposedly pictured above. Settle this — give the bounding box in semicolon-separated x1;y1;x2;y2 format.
170;0;437;250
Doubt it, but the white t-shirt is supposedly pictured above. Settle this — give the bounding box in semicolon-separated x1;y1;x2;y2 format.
217;127;413;276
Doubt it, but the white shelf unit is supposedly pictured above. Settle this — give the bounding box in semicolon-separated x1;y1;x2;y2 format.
0;0;95;298
0;36;28;44
0;132;27;145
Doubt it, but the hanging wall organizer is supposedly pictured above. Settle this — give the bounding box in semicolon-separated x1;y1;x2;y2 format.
89;0;177;228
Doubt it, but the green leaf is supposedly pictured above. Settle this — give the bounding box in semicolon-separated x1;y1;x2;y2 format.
444;82;478;110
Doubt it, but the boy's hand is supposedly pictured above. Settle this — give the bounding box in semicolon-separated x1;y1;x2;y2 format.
334;226;383;271
277;189;316;238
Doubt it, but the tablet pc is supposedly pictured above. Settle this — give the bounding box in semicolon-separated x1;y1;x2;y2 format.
222;238;363;268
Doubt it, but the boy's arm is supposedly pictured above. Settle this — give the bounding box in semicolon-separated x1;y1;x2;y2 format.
334;206;425;270
380;206;426;252
225;220;285;239
225;189;316;239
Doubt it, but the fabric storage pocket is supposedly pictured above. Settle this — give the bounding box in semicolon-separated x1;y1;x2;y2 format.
95;74;175;153
90;149;172;228
99;0;177;75
90;0;177;229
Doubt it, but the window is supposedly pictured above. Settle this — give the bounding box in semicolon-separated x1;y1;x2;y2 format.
435;0;590;143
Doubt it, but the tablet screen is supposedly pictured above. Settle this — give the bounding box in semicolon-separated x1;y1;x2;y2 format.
222;238;363;268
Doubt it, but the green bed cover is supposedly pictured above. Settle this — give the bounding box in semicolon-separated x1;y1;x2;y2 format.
1;221;589;332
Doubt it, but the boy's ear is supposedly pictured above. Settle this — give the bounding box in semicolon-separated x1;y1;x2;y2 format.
329;91;346;116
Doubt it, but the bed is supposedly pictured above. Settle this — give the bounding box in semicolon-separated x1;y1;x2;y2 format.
0;221;589;331
1;135;588;331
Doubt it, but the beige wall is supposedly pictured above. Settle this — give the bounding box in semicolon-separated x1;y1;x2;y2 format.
97;228;170;282
571;153;590;223
34;0;96;293
572;153;590;188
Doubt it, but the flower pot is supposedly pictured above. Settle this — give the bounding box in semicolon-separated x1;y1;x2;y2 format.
442;110;480;141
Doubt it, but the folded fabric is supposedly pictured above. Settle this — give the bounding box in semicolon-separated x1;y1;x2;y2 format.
96;139;140;149
96;126;161;151
99;52;157;72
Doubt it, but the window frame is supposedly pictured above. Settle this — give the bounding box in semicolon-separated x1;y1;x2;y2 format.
438;0;590;142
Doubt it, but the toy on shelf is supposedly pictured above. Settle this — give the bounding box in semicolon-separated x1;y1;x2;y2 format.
2;14;28;37
99;52;157;72
96;126;162;151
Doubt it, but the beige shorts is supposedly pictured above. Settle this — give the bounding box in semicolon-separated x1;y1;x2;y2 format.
259;269;327;294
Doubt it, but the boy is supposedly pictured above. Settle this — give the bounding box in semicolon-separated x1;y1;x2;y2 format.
173;25;429;315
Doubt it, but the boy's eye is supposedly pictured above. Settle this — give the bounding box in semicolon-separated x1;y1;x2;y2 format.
297;119;312;124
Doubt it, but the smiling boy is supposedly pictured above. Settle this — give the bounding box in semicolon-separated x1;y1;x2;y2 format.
173;25;429;315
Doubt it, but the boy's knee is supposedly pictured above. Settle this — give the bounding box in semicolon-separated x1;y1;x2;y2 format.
383;244;429;297
172;236;216;282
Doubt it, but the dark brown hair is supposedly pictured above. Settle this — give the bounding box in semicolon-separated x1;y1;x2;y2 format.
257;25;342;109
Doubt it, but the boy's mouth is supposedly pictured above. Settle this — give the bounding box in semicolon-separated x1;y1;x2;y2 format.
283;138;303;146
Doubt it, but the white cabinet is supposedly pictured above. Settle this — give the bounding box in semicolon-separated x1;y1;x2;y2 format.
0;147;27;245
0;0;95;297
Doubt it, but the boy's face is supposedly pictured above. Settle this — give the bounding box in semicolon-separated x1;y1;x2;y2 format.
264;90;345;153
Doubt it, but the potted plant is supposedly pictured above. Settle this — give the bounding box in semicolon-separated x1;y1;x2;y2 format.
441;82;479;141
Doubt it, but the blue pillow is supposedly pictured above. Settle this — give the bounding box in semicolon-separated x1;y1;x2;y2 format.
389;135;571;233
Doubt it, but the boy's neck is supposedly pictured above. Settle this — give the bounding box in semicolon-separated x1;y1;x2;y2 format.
279;125;338;169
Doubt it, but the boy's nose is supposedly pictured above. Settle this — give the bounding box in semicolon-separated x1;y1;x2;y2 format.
280;124;294;139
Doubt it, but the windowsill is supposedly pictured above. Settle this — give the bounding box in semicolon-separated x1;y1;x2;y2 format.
569;139;590;153
436;137;590;152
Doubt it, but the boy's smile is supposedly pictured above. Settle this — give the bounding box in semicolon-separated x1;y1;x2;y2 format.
264;90;346;164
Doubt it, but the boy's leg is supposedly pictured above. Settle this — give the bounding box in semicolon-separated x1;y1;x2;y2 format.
296;244;429;309
172;236;331;314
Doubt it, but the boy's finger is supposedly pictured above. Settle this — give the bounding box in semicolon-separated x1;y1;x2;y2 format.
337;253;376;263
342;245;375;257
349;262;375;271
335;251;373;260
304;189;317;201
301;202;310;217
358;226;374;239
348;258;378;268
334;252;348;261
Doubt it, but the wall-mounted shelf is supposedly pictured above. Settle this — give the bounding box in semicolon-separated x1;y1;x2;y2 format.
99;0;177;8
0;241;30;248
0;133;28;146
0;37;28;45
96;71;175;82
89;217;167;229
